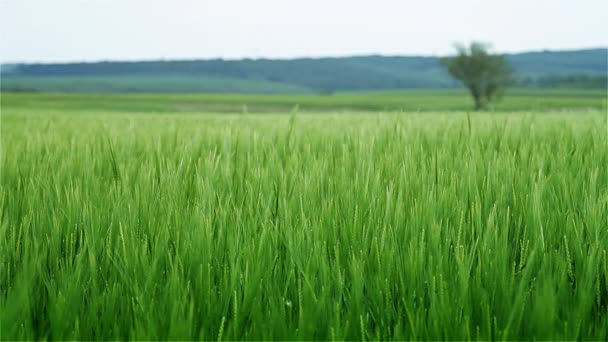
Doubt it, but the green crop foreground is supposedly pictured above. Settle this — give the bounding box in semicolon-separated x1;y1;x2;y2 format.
1;109;607;340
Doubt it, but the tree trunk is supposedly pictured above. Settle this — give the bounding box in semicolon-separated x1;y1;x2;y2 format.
470;86;483;110
473;97;482;111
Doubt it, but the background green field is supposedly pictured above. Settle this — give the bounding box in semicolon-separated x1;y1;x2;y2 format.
2;88;606;114
1;94;607;339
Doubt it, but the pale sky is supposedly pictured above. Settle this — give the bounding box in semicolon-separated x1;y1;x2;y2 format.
1;0;606;63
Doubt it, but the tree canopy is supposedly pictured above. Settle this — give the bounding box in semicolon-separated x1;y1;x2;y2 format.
441;42;513;110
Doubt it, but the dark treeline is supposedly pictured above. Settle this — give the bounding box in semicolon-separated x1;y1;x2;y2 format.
4;57;456;91
517;74;607;89
2;48;606;93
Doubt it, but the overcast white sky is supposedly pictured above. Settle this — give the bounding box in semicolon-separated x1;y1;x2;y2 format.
1;0;606;63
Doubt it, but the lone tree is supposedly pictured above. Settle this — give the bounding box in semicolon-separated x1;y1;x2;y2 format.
440;42;513;110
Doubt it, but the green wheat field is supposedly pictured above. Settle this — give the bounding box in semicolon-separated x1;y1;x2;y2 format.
1;92;607;340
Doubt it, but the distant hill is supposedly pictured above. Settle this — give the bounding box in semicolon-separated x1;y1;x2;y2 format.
1;48;606;93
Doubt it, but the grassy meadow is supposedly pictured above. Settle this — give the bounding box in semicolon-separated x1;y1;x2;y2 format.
3;88;606;114
1;92;608;340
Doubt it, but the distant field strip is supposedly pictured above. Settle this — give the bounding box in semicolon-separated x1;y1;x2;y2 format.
1;109;607;340
2;89;606;113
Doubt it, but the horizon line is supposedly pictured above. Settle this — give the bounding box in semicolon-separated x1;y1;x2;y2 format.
1;46;606;66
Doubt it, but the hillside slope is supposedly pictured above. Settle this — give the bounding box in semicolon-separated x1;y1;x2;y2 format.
2;48;606;93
